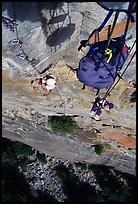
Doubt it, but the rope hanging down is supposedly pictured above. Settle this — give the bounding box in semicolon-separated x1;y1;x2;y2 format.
95;3;135;98
115;4;135;73
104;48;136;98
3;3;57;97
4;2;41;75
103;3;136;99
106;11;119;49
13;2;40;73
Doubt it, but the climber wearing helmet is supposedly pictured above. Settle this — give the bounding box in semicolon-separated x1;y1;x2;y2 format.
31;73;56;96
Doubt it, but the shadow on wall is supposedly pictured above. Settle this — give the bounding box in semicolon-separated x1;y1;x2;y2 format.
2;2;75;51
38;2;75;51
46;23;75;47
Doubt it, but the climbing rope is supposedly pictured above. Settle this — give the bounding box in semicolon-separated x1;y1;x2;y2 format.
3;2;41;76
99;3;136;99
105;38;136;97
115;9;134;72
104;49;136;98
103;7;136;99
78;11;113;51
106;11;119;49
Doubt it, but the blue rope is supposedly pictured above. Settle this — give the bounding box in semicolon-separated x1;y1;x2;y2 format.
88;11;113;41
97;11;113;32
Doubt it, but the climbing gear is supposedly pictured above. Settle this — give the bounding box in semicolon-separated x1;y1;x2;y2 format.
3;3;57;98
2;16;18;32
97;2;136;13
90;96;114;121
77;2;135;97
109;103;114;109
103;37;136;99
41;74;57;91
105;48;112;63
77;36;128;90
17;52;27;60
3;3;41;76
31;78;47;95
104;49;136;98
94;97;110;110
9;38;23;48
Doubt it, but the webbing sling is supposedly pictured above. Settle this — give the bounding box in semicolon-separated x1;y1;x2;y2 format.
78;11;113;51
106;11;119;49
104;10;135;99
116;2;135;71
104;50;136;98
88;11;113;41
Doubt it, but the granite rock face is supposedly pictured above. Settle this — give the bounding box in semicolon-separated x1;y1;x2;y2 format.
2;2;136;175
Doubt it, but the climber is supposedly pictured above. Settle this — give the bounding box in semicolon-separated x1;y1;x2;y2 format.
89;97;114;121
31;73;56;96
2;17;18;32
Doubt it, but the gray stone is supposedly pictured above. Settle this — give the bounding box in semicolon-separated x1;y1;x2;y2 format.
2;1;136;177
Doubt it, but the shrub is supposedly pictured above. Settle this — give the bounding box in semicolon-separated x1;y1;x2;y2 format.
11;141;35;157
36;152;47;164
95;143;111;155
2;139;35;170
2;152;17;166
19;158;30;171
87;164;97;171
95;144;104;155
103;185;132;202
68;163;73;170
75;162;87;170
57;171;69;183
48;115;77;134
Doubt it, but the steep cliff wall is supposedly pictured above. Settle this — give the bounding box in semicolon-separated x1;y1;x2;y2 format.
2;2;136;175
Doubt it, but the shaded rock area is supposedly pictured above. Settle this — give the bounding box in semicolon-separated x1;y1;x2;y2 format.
2;2;136;196
2;138;136;202
22;154;136;202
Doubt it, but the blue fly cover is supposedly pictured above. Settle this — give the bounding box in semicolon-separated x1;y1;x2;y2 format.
77;38;128;89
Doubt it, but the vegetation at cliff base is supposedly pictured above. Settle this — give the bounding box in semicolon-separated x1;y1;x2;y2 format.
2;138;136;202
